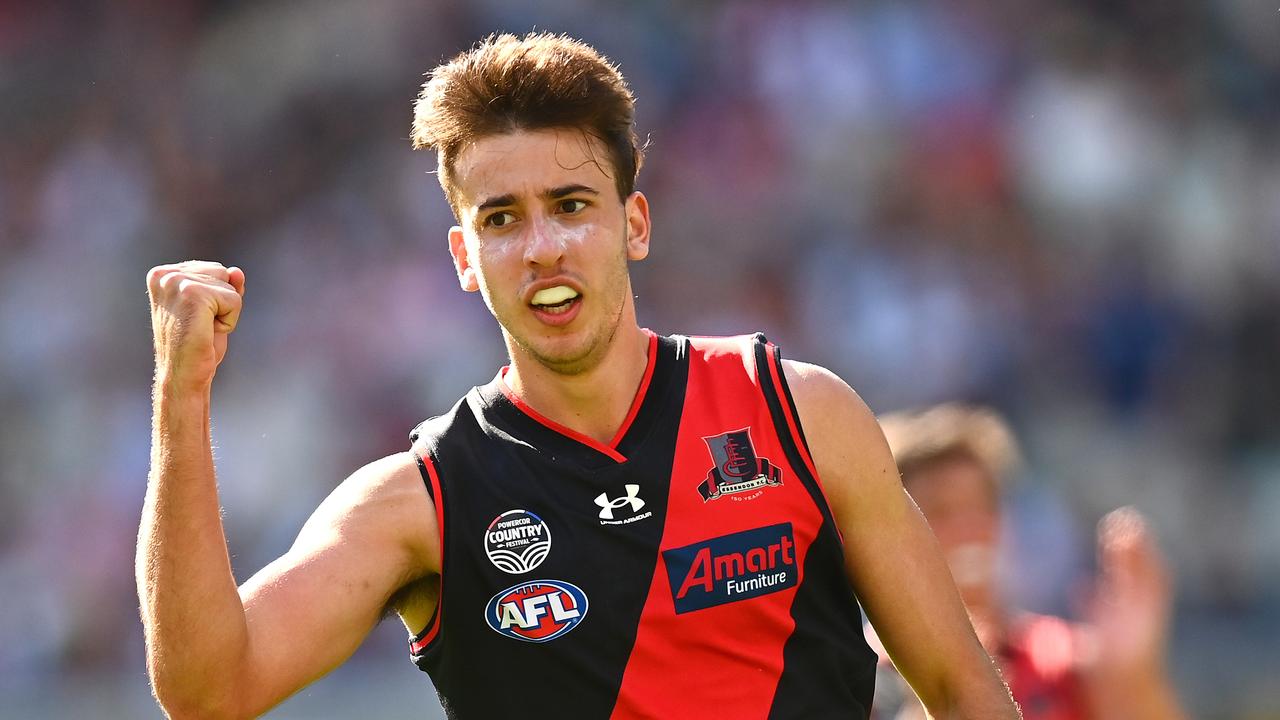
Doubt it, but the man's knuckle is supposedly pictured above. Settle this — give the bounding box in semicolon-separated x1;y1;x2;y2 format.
182;260;227;276
157;271;182;293
148;266;175;290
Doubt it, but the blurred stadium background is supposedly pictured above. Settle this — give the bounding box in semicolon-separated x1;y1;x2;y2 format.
2;0;1278;717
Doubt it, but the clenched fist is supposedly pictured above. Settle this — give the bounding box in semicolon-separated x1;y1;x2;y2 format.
147;261;246;392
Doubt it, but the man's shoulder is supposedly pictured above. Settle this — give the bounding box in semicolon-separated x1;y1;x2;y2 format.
320;453;427;522
676;333;863;401
774;358;893;498
408;390;485;453
778;358;870;426
673;334;881;449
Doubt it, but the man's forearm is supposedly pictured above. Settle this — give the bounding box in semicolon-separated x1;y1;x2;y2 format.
136;381;249;717
922;655;1022;720
943;690;1023;720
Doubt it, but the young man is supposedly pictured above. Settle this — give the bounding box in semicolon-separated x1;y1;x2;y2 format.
138;33;1020;719
871;404;1187;720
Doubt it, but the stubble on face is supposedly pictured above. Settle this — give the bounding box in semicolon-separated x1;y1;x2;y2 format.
501;226;632;376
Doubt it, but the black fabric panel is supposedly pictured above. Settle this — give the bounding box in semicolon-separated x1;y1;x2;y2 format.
752;338;878;718
409;336;690;719
407;413;454;662
614;334;684;458
473;333;683;472
752;339;837;530
409;448;435;504
767;525;877;719
478;383;623;470
598;336;689;714
773;348;814;466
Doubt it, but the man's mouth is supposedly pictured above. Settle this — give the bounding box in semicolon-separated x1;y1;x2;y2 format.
529;285;581;315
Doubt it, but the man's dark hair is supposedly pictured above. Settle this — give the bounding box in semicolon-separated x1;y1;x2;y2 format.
412;32;644;213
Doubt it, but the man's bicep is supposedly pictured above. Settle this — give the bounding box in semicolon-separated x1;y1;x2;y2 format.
783;362;992;708
233;453;437;716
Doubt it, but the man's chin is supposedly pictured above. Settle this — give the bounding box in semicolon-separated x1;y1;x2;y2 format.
514;331;601;376
502;301;623;375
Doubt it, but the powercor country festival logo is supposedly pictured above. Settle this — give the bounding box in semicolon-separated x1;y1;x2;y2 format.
484;509;551;574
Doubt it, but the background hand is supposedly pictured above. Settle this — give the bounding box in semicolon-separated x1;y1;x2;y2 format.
1082;506;1172;678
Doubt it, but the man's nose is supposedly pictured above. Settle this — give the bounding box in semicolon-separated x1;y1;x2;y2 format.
523;214;566;268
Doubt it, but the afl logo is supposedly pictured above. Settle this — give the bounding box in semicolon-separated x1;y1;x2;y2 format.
485;580;589;643
484;509;551;574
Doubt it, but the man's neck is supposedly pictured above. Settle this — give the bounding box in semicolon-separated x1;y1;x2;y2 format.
504;324;652;446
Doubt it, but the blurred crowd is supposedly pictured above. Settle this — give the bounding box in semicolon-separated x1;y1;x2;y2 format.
1;1;1278;717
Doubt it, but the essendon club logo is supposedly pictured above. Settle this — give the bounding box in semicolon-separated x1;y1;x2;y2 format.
698;428;782;502
663;523;798;614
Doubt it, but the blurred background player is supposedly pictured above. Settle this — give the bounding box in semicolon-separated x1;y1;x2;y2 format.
869;405;1188;720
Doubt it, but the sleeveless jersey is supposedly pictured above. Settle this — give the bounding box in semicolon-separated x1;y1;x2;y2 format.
407;332;877;719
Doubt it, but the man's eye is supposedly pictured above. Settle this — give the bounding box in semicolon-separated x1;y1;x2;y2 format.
558;199;587;214
485;211;517;228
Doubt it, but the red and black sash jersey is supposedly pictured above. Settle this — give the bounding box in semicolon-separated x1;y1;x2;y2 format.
407;332;877;719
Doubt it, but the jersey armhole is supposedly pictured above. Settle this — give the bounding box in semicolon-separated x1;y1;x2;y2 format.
408;445;445;662
752;338;843;539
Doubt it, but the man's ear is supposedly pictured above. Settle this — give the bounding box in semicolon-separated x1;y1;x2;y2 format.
624;191;651;261
448;226;480;292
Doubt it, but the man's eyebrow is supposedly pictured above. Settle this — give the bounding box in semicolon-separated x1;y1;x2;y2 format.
545;184;599;199
476;193;517;212
475;185;598;213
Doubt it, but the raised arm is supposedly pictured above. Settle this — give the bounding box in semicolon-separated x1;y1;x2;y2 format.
137;261;438;719
782;360;1020;719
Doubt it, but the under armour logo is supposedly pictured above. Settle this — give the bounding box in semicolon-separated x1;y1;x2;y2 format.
595;485;645;520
